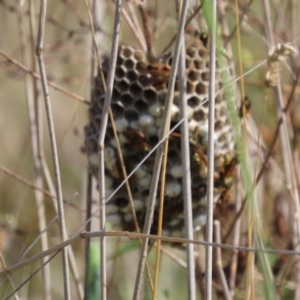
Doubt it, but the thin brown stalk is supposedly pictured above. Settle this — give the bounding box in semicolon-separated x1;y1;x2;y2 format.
132;1;190;298
94;1;121;299
5;229;300;280
84;173;92;300
161;3;203;54
204;0;217;298
179;30;196;300
159;245;188;268
83;0;100;297
0;164;53;199
123;2;147;51
229;168;242;297
16;1;51;298
36;1;70;298
153;110;170;299
41;158;85;299
0;49;89;104
138;4;156;61
214;221;231;300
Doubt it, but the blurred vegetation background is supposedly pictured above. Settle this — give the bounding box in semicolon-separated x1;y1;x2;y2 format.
0;0;300;299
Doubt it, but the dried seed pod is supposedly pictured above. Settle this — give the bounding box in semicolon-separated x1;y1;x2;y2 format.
265;43;298;87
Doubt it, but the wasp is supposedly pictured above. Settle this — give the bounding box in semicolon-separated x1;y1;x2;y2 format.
239;96;251;118
123;127;150;153
186;27;210;48
198;32;210;48
216;155;238;205
138;63;172;90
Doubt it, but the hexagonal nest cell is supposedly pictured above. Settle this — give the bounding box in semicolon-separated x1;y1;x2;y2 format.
84;36;236;237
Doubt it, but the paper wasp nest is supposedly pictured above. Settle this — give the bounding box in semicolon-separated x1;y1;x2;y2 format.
84;36;236;237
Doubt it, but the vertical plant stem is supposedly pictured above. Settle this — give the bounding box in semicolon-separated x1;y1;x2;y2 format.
16;1;51;299
179;34;196;300
138;4;156;61
84;174;92;300
96;1;121;299
35;1;70;299
123;2;146;51
132;1;190;299
204;0;217;299
214;221;231;300
229;168;242;297
84;0;100;297
40;158;84;299
153;122;169;300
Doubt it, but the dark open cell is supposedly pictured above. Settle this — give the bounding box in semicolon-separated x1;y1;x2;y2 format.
198;47;208;58
185;58;192;68
115;66;126;79
111;103;124;118
130;82;143;97
117;56;123;65
193;109;206;121
141;189;150;197
218;133;227;143
115;197;129;208
127;70;138;81
215;94;223;104
186;46;197;58
112;88;121;102
187;80;195;94
191;175;202;187
134;99;148;112
124;58;135;69
188;96;200;108
219;106;227;117
125;108;139;121
201;70;210;81
149;135;159;145
120;93;134;107
196;82;207;95
188;69;201;82
194;58;204;70
96;96;105;110
92;115;102;129
143;88;157;104
167;149;179;161
117;79;129;93
214;120;223;131
138;74;150;86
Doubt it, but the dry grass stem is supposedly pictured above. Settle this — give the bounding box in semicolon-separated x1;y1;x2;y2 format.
132;1;190;298
35;1;70;299
204;0;217;299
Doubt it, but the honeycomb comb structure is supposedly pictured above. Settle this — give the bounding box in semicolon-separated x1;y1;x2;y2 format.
84;36;236;237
